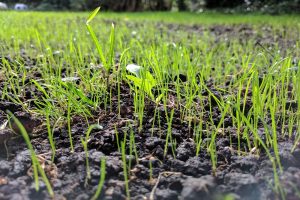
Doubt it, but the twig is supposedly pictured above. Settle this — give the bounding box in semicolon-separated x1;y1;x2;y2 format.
149;173;162;200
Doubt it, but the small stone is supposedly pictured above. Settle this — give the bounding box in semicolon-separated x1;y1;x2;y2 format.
224;172;259;198
181;175;216;200
224;172;257;187
168;159;185;172
231;155;259;172
184;157;211;176
145;137;163;150
279;148;298;168
155;189;178;200
176;141;195;161
75;193;89;200
8;193;23;200
0;160;11;175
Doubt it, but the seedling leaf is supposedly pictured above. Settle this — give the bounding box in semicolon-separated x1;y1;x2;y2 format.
6;111;54;197
126;75;143;87
86;7;100;25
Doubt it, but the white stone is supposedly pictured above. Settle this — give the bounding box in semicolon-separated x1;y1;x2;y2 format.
0;2;8;10
14;3;28;10
126;64;143;77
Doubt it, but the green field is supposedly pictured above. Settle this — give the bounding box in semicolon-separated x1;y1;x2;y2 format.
0;11;300;199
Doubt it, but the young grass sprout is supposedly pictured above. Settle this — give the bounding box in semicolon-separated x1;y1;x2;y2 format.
6;111;54;197
81;124;103;185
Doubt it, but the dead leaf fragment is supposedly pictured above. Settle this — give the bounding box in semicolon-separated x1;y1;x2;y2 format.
0;177;8;185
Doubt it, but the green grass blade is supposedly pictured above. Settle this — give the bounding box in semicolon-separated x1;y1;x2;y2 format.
91;158;106;200
86;24;107;69
6;111;54;197
86;7;100;25
109;23;115;68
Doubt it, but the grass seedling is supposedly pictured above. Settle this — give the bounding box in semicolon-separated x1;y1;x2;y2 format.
86;7;115;75
149;159;153;181
135;87;145;132
171;138;177;158
236;106;285;199
270;89;283;172
114;125;121;152
209;103;230;174
195;122;203;156
91;158;106;200
121;141;130;199
67;98;74;152
126;63;162;132
81;124;103;185
45;109;56;162
292;63;300;152
86;7;107;69
126;64;158;101
6;111;54;197
86;6;116;113
129;126;139;166
163;109;174;157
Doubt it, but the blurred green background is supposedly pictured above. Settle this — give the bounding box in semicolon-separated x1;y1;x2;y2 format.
1;0;300;14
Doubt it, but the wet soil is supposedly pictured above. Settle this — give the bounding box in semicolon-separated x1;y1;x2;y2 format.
0;23;300;200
